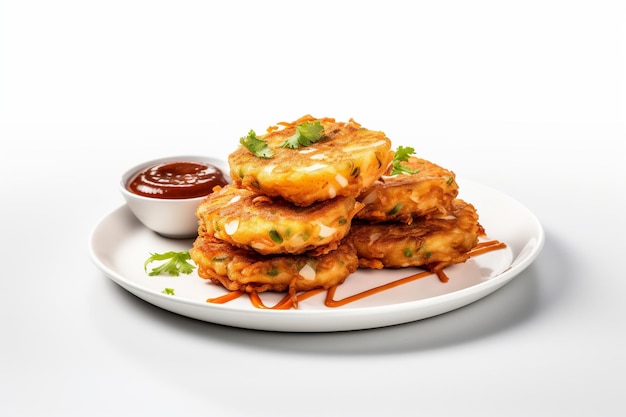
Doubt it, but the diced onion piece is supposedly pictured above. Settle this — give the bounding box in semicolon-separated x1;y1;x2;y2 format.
360;190;378;205
227;195;241;205
335;174;348;187
314;221;336;238
299;263;316;280
297;163;328;172
250;242;271;251
224;219;239;235
289;235;306;247
369;232;382;243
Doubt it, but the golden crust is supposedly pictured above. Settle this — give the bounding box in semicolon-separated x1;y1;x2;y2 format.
196;184;364;255
349;199;484;270
356;157;459;224
228;115;394;207
189;116;487;301
189;234;359;294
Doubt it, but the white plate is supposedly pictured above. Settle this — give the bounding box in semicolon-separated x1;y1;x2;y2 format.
88;179;544;332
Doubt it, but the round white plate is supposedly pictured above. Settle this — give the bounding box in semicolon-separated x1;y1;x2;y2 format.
88;179;544;332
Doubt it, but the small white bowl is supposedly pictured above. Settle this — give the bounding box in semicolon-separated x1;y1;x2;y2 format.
120;155;231;239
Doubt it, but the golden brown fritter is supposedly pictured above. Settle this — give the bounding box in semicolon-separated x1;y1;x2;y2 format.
189;234;359;295
349;199;484;270
356;156;459;224
196;184;363;255
228;115;394;207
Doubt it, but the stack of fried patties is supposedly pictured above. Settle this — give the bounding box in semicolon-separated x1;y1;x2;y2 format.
349;149;485;277
189;115;394;300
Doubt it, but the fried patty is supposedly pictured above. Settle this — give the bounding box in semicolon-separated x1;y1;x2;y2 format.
229;115;394;207
196;184;363;255
189;234;359;294
349;199;484;270
356;157;459;224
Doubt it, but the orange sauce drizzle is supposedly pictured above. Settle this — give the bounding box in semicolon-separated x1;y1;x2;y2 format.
206;290;244;304
324;270;432;307
469;240;507;256
206;240;506;310
249;289;325;310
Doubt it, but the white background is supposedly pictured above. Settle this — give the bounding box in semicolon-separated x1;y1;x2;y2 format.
1;1;625;416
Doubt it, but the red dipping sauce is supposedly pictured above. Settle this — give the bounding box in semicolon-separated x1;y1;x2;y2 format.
127;161;228;199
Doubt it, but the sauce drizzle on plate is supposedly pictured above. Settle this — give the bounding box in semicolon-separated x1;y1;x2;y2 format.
206;240;507;310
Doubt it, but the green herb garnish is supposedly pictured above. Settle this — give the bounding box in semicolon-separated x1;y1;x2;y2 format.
240;130;275;158
161;288;175;295
144;251;196;276
281;121;325;149
390;145;420;175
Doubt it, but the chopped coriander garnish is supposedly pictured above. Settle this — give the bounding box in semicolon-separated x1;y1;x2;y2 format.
144;251;196;276
390;145;420;175
240;130;275;158
240;121;325;157
281;120;325;149
161;288;175;295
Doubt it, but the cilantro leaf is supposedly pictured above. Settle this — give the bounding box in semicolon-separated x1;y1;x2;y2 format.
281;121;325;149
161;288;175;295
144;251;196;276
390;145;420;175
240;130;275;158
